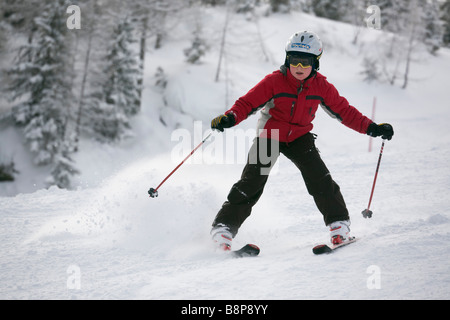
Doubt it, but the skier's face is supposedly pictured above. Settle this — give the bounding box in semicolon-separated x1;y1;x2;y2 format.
290;64;312;81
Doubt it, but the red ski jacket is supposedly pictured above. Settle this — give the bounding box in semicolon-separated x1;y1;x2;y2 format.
226;66;373;143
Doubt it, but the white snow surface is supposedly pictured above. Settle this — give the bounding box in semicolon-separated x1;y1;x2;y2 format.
1;9;450;300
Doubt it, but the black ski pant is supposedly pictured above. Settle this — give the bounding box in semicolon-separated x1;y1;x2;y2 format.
212;133;349;237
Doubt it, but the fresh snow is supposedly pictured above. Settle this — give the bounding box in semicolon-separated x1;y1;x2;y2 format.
1;8;450;300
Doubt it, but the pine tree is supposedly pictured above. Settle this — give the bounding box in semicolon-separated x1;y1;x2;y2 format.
184;24;207;64
104;16;141;117
5;0;80;189
421;0;443;55
0;158;18;182
442;0;450;47
88;15;142;143
154;66;168;91
361;57;381;83
361;0;444;88
311;0;344;21
374;0;400;33
6;0;76;166
201;0;227;5
270;0;291;13
46;133;80;189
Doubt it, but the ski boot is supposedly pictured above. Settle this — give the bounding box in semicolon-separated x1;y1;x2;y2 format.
211;224;233;251
329;220;351;245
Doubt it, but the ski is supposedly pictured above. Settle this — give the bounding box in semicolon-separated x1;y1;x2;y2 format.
231;244;260;258
312;237;357;255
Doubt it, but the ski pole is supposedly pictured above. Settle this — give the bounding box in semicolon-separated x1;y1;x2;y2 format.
361;139;385;218
148;132;213;198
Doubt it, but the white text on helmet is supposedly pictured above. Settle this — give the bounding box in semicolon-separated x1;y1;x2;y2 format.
291;43;311;50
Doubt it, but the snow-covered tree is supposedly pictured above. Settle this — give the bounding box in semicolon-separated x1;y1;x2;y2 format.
201;0;227;6
0;20;7;53
235;0;261;14
5;0;80;189
269;0;291;13
360;57;381;83
311;0;346;21
72;0;103;151
87;15;142;143
0;158;18;182
46;132;79;189
0;0;44;31
6;0;76;166
361;0;444;88
104;17;141;117
442;0;450;47
421;0;443;55
154;66;168;91
184;25;208;64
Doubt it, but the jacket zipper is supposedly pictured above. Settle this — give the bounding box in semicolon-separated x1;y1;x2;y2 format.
290;82;304;117
288;81;305;141
297;82;304;95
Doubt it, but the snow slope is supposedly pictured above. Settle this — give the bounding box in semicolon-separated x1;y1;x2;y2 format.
1;8;450;301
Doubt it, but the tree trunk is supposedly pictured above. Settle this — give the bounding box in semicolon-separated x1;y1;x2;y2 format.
74;29;93;151
215;2;231;82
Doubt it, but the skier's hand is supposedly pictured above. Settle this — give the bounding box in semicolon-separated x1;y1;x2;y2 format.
367;122;394;140
211;113;236;132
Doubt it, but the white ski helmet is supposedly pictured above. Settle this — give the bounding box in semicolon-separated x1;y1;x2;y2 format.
284;31;323;72
285;31;323;57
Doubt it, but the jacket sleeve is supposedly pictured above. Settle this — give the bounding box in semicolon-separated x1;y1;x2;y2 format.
225;73;276;125
321;79;373;134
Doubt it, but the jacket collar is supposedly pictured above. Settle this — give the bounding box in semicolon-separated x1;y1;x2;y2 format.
280;65;318;89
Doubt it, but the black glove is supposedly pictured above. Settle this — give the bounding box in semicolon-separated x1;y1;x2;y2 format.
211;113;235;132
367;122;394;140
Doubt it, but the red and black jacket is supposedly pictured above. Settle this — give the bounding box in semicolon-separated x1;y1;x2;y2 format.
226;66;373;143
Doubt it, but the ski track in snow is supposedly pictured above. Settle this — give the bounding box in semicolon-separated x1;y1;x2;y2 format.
1;9;450;300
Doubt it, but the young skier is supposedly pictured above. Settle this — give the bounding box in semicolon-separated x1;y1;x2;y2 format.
210;31;394;251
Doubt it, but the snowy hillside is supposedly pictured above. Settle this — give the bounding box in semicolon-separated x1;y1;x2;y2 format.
1;6;450;302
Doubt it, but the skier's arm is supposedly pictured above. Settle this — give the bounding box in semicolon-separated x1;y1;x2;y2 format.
210;73;275;131
321;82;394;140
321;80;373;134
226;74;276;125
